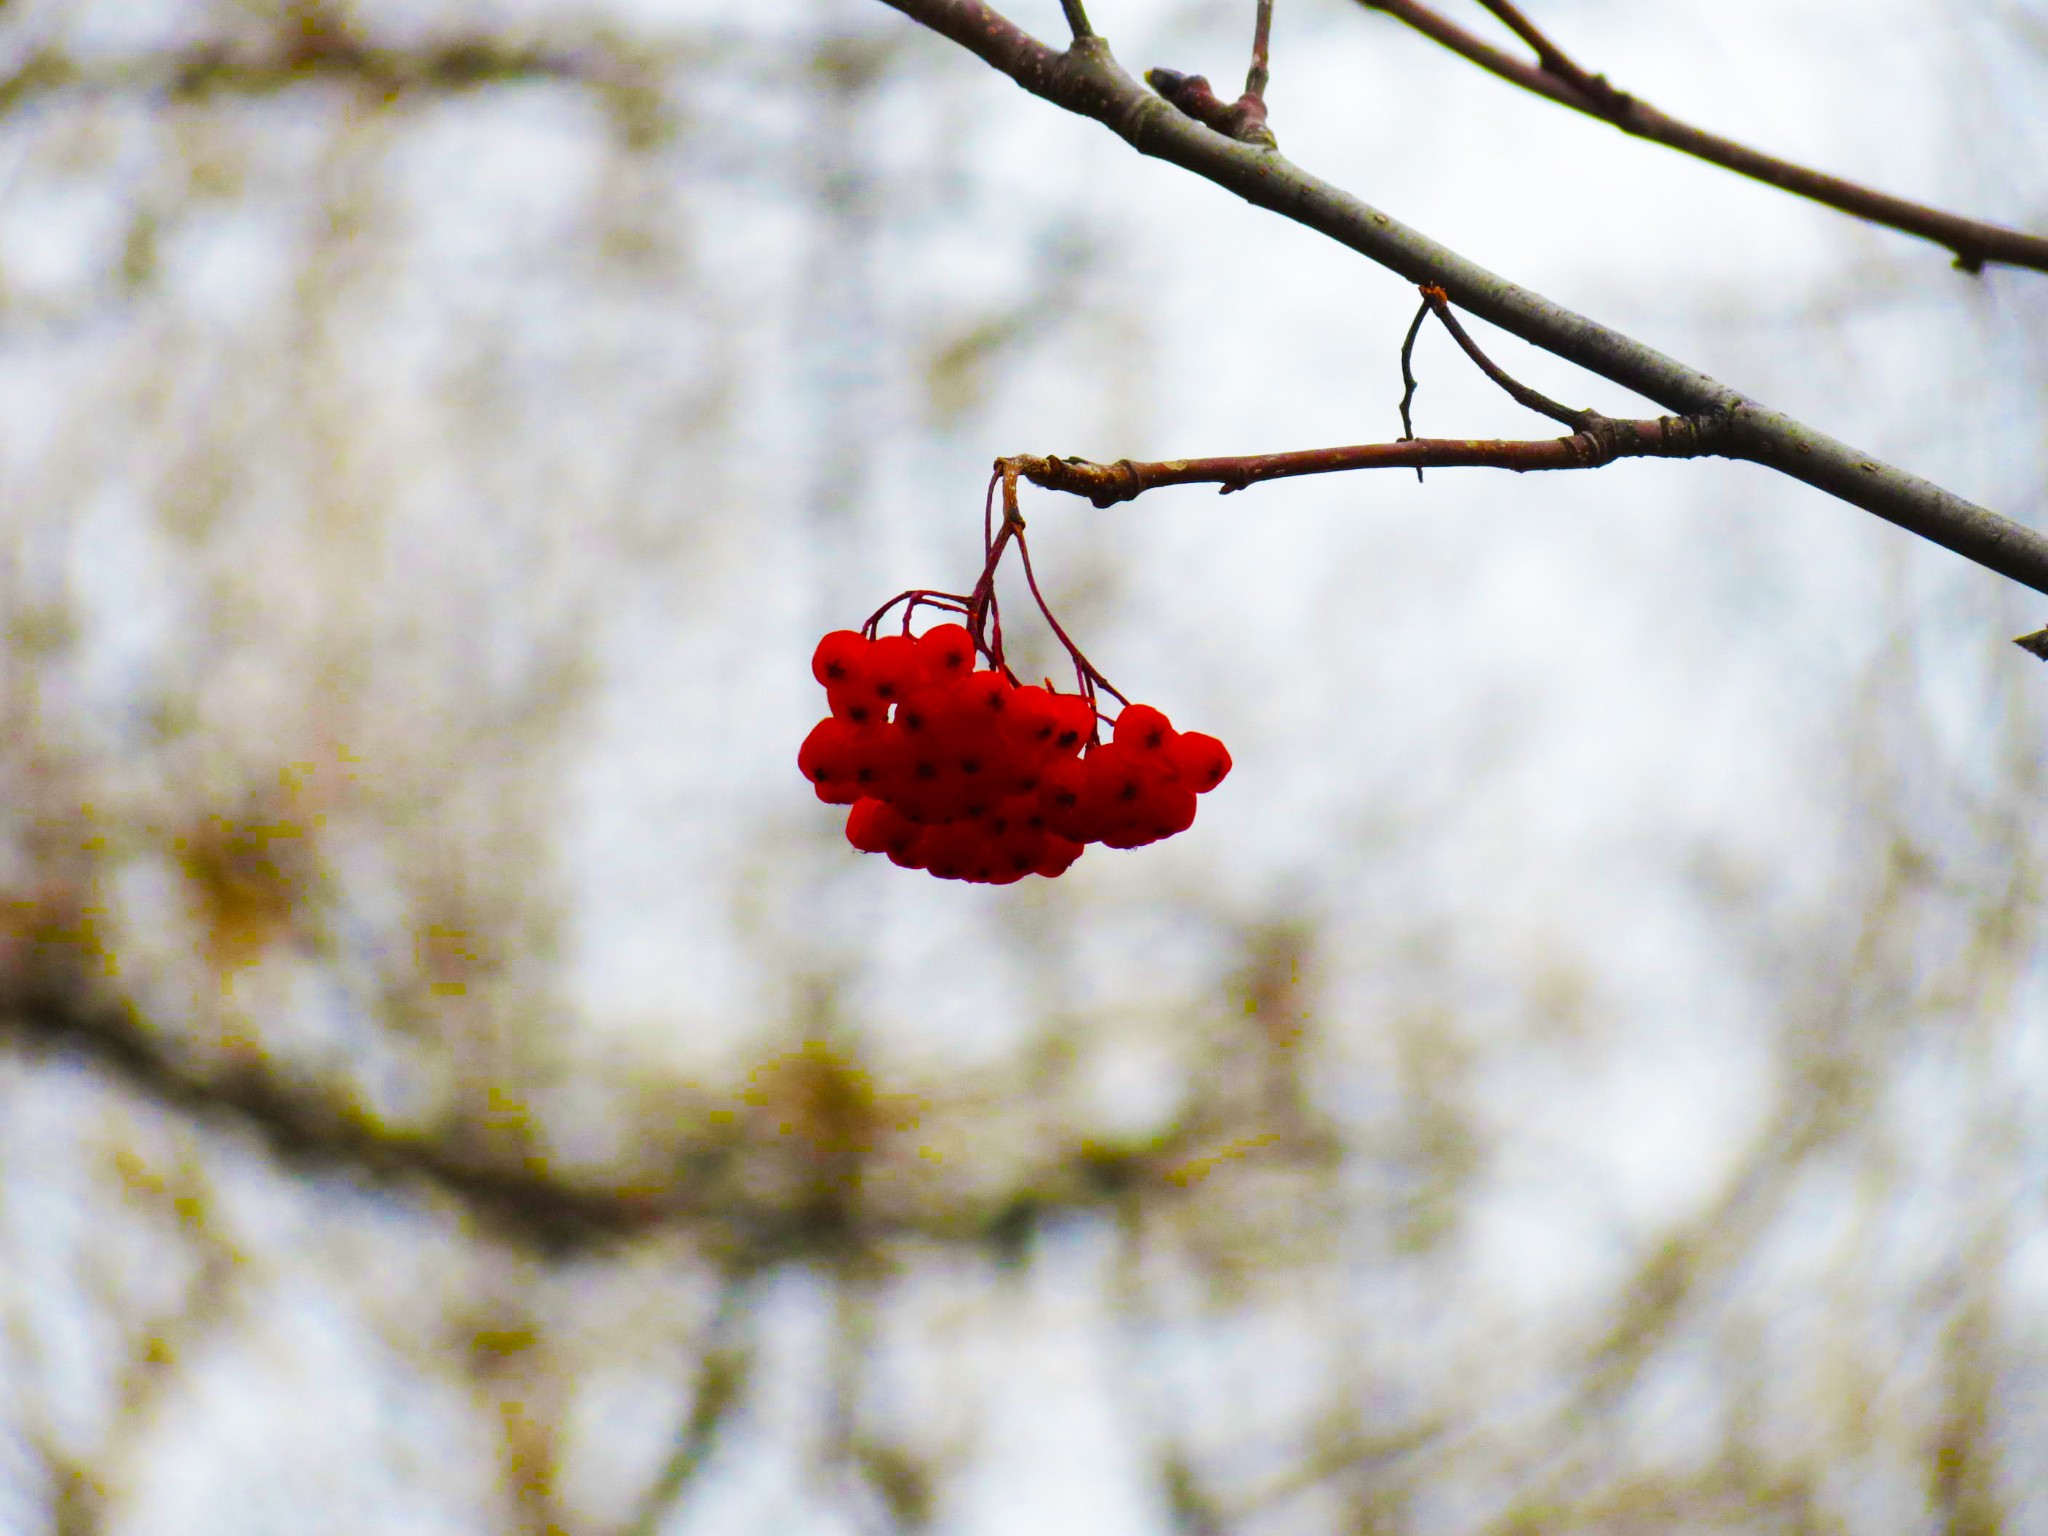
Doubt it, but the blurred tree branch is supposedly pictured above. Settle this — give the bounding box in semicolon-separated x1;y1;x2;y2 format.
873;0;2048;602
0;961;1309;1264
0;8;662;124
622;1276;757;1536
3;982;669;1254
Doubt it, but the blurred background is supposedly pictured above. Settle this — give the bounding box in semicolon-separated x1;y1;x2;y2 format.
1;1;2045;1531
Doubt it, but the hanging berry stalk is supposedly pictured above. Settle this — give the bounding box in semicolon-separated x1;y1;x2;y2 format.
799;466;1231;884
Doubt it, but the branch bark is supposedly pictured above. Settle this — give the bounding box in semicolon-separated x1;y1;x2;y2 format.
1006;414;1732;507
1356;0;2048;277
874;0;2048;600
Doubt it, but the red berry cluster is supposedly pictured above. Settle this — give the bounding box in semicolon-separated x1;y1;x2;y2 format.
800;625;1230;883
798;471;1230;883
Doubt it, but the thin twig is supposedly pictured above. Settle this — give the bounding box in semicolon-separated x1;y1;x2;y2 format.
1353;0;2048;275
1008;508;1127;709
1417;285;1591;429
1396;295;1430;482
1059;0;1093;40
1472;0;1623;109
1146;0;1279;150
967;466;1027;668
1005;414;1734;506
863;589;973;638
870;0;2048;598
1246;0;1274;101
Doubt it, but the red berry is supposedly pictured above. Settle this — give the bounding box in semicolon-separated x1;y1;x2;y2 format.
1113;704;1177;757
1081;742;1185;845
1034;836;1085;878
1000;685;1073;772
999;757;1044;797
1146;783;1198;839
815;772;867;807
920;822;984;881
886;826;930;870
847;725;905;799
812;630;870;689
984;830;1040;883
1098;781;1196;849
828;683;884;727
1043;692;1097;756
981;792;1047;841
845;797;898;854
950;733;999;792
892;747;955;824
798;717;851;783
916;623;976;682
954;669;1013;724
1170;732;1232;793
800;718;885;806
1038;757;1092;843
895;681;958;741
864;634;925;706
798;718;835;782
1081;741;1153;816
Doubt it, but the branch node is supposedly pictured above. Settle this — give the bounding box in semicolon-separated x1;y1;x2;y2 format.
1144;66;1277;148
1099;458;1147;506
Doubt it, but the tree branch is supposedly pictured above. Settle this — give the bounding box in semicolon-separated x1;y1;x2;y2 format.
1356;0;2048;276
1417;283;1591;429
2;984;677;1253
0;962;1260;1257
1246;0;1274;103
873;0;2048;601
1475;0;1633;114
0;28;643;116
1004;414;1731;507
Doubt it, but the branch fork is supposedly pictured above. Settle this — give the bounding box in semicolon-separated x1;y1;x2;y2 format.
876;0;2048;641
1145;68;1274;148
1146;0;1279;147
1002;285;1737;507
1360;0;2048;275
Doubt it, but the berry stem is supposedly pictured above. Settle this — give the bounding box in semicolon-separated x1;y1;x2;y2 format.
965;465;1028;672
863;588;972;639
1005;490;1128;728
858;462;1130;733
